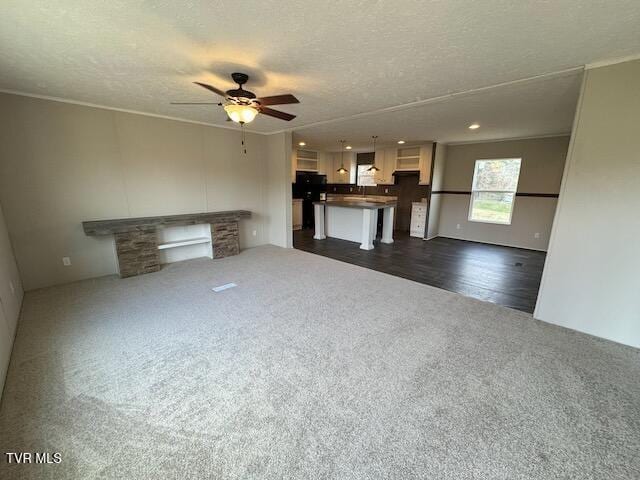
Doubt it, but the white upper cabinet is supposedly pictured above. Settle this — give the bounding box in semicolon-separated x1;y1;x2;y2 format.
396;146;421;171
291;148;329;181
292;143;432;184
294;149;319;172
325;152;335;184
317;151;327;175
418;143;433;185
372;143;433;185
374;149;395;185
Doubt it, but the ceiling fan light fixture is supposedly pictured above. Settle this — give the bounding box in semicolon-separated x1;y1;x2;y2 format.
224;103;258;124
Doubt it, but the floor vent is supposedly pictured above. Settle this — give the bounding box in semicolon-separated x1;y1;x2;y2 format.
212;283;237;292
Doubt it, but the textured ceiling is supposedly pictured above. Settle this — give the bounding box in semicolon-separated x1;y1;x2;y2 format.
293;70;583;150
1;0;639;138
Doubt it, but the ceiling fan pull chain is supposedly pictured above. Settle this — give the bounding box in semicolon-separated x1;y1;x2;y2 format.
241;123;247;155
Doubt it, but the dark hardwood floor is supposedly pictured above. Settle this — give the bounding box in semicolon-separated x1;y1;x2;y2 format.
293;228;546;313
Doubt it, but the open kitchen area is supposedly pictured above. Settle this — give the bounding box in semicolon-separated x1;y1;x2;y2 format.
291;137;548;313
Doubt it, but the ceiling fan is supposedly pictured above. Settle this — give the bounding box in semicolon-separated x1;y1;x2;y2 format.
171;72;299;124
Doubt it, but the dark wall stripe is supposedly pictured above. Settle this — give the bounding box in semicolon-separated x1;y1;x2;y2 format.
515;192;560;198
431;190;471;195
431;190;559;198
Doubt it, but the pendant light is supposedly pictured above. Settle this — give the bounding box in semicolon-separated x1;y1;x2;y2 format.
367;136;380;172
337;140;348;174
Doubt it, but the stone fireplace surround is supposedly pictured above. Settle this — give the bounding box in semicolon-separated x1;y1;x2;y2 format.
83;210;250;278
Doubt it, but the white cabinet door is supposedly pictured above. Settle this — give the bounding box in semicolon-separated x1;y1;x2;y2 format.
317;151;327;175
373;149;385;184
380;148;397;185
324;153;333;183
346;151;356;184
419;144;433;185
373;149;392;185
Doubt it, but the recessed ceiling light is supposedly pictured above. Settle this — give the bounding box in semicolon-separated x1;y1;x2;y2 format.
346;145;352;150
397;140;405;144
469;123;480;130
298;141;306;146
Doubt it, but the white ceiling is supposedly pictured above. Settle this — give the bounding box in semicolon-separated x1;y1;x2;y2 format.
1;0;639;140
293;70;583;150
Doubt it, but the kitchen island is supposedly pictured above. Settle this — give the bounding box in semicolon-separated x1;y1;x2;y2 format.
313;197;396;250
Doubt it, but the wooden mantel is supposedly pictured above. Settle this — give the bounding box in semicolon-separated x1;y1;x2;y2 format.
83;210;251;278
83;210;250;235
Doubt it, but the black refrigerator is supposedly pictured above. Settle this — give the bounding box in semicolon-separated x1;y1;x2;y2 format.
293;172;327;229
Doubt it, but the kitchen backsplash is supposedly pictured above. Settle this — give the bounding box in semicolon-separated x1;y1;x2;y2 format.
325;183;430;197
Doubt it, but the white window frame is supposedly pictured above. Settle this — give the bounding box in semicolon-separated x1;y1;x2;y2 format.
468;158;521;225
357;164;377;187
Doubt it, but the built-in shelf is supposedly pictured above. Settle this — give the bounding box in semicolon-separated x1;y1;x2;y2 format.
296;149;319;172
396;146;421;170
157;237;211;250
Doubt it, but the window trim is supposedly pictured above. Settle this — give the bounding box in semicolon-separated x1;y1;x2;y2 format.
468;158;522;225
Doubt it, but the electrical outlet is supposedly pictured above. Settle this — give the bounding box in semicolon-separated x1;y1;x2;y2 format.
456;224;461;230
534;232;540;239
349;187;353;192
252;230;257;237
384;188;389;194
62;257;71;266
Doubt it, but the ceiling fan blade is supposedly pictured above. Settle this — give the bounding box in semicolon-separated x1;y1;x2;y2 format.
193;81;229;98
256;94;299;106
170;102;219;105
259;107;296;121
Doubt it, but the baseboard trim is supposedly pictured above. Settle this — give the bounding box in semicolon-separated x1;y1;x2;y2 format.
431;235;548;252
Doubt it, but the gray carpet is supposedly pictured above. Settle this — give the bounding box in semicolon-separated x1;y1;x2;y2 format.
0;245;638;479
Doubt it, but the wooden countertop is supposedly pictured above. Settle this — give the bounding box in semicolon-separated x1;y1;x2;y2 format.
313;200;397;210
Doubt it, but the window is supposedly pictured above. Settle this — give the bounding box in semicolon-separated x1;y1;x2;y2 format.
357;164;377;186
469;158;521;224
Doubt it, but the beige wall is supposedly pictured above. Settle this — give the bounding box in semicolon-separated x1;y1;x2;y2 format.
266;132;293;248
535;59;640;348
0;202;23;397
434;136;569;250
426;143;446;239
0;93;288;290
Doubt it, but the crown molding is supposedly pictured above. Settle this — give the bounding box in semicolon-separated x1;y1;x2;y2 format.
0;62;593;137
586;53;640;70
0;89;268;135
444;133;571;146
